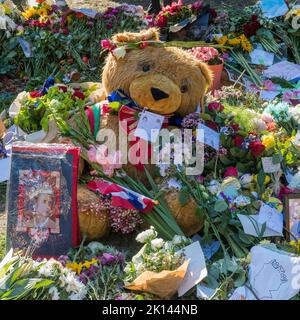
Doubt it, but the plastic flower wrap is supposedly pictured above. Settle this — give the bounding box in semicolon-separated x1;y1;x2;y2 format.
124;227;191;299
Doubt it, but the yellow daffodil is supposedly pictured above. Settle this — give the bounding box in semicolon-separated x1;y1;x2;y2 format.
262;134;276;149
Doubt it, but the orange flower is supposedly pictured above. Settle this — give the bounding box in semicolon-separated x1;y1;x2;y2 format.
36;0;45;3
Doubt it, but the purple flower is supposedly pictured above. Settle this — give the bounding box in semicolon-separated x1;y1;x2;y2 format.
100;253;116;265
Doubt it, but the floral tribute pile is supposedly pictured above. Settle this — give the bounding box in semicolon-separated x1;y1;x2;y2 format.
1;0;300;301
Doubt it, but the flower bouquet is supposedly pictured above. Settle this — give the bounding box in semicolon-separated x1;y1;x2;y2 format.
188;46;223;90
9;79;100;143
124;227;191;299
0;249;87;300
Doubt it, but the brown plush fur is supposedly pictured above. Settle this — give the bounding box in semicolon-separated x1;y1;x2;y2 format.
99;29;212;183
102;31;212;116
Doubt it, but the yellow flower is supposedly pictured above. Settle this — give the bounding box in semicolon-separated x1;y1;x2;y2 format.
42;3;52;11
253;174;271;185
66;14;72;24
228;37;241;46
82;258;98;269
262;135;276;149
289;239;300;255
38;8;48;17
22;8;37;20
215;35;228;45
66;262;83;275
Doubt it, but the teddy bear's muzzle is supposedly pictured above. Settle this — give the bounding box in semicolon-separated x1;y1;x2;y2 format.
129;74;182;115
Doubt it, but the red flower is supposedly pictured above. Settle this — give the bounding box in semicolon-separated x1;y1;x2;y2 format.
224;166;238;178
208;102;224;112
267;122;276;132
243;15;261;37
139;42;148;49
155;15;168;28
82;56;89;63
58;86;67;92
206;121;218;131
72;89;85;100
234;135;244;147
249;141;265;158
231;124;239;132
209;8;217;19
62;28;69;35
29;91;42;98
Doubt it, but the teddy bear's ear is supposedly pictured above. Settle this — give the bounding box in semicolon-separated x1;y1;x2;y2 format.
196;61;213;91
112;28;160;43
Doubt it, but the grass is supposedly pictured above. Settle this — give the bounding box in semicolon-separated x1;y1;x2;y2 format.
0;231;5;260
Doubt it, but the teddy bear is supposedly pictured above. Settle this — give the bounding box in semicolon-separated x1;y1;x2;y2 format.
83;28;212;237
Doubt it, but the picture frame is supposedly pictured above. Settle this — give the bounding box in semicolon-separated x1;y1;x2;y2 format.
6;142;81;258
284;194;300;242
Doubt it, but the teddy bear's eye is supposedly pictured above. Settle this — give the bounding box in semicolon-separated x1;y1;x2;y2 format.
180;84;188;93
142;64;150;72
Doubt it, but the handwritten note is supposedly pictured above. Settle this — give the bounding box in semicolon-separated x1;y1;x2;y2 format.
0;157;10;182
177;241;207;297
262;157;281;173
237;214;283;237
260;0;289;19
264;61;300;82
258;204;283;234
250;48;274;66
197;123;220;150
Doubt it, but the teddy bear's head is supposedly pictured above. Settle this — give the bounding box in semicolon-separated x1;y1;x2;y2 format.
102;29;212;116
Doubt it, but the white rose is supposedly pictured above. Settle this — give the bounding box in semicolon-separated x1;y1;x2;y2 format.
112;47;127;60
151;238;164;250
49;286;60;300
239;174;253;189
136;228;156;243
207;180;221;195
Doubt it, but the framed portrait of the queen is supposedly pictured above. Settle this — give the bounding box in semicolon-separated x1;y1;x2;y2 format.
284;194;300;241
6;142;81;258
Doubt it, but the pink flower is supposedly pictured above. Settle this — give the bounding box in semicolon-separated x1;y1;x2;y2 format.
188;46;220;64
101;39;111;49
262;80;277;91
139;41;148;49
262;113;274;123
224;166;238;178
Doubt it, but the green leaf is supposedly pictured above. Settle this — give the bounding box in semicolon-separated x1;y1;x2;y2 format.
178;189;190;206
214;199;228;212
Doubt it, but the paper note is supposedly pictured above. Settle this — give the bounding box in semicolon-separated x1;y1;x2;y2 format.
237;214;283;237
248;245;300;300
196;285;216;299
260;90;279;101
0;157;11;182
197;123;220;150
250;48;274;66
229;286;255;300
260;0;289;19
264;61;300;82
72;8;97;18
177;241;207;297
134;110;164;143
258;204;283;234
17;37;32;58
262;157;281;173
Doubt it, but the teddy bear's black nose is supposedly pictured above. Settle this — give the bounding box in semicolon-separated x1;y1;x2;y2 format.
151;87;169;101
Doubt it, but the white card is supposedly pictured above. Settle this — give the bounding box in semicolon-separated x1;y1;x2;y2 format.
178;241;207;297
260;0;289;19
197;123;220;150
264;61;300;82
72;8;97;18
237;214;283;237
250;48;274;66
17;37;32;58
134;110;164;143
196;285;216;299
258;204;283;234
262;157;281;173
260;90;279;101
0;157;11;182
249;245;300;300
